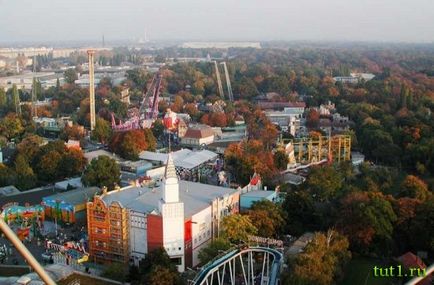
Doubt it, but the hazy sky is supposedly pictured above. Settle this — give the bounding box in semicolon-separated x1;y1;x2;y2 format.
1;0;434;43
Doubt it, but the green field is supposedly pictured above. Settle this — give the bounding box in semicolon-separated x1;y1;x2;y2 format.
339;257;396;285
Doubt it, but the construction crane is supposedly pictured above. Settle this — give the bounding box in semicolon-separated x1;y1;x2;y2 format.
212;61;224;98
220;62;234;102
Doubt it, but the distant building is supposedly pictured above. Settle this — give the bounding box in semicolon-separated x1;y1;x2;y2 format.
181;125;215;146
333;73;375;84
258;101;306;111
86;154;240;271
0;72;59;90
180;42;261;49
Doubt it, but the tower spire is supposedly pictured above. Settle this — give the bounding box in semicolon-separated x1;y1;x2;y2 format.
164;153;177;180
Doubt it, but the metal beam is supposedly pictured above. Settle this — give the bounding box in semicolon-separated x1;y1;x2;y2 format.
0;218;56;285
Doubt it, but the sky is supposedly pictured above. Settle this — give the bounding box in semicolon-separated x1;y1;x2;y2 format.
0;0;434;43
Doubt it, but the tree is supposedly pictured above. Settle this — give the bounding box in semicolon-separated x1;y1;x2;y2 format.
0;88;7;110
399;175;431;201
109;129;153;160
274;149;288;170
17;135;43;162
247;200;285;237
36;150;63;182
338;191;397;252
131;248;182;285
283;190;318;235
91;117;112;144
408;197;434;252
101;263;128;282
147;265;179;285
14;154;37;190
220;214;257;244
12;84;20;115
306;109;320;128
0;113;24;140
284;230;351;285
306;166;343;202
82;155;120;189
0;164;15;187
198;238;232;264
59;148;87;177
64;68;78;84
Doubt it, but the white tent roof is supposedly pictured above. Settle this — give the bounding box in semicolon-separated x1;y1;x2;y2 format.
139;149;218;170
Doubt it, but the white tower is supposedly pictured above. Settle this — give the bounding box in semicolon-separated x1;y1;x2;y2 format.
159;153;185;272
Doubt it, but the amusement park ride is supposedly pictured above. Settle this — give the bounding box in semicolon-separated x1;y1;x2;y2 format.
111;72;164;131
281;135;352;172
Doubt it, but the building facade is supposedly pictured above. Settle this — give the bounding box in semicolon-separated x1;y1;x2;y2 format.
86;154;240;271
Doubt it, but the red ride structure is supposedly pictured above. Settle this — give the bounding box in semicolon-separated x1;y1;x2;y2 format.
112;72;163;131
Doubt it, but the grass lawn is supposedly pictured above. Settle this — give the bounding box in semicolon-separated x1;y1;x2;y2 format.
339;257;396;285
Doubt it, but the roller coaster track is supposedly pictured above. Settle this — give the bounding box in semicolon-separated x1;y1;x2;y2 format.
191;246;283;285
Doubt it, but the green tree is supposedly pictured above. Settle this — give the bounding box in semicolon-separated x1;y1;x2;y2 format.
14;154;37;190
82;155;120;189
338;191;397;252
102;263;128;282
0;88;7;110
198;238;232;264
131;248;182;285
64;68;78;84
274;149;288;170
283;190;318;235
221;214;257;244
284;230;351;285
0;164;15;187
12;84;21;115
306;166;343;202
91;117;112;144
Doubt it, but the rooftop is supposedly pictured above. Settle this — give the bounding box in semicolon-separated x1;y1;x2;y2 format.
183;125;215;139
241;190;276;198
139;149;218;170
100;180;238;219
83;149;122;163
43;187;100;207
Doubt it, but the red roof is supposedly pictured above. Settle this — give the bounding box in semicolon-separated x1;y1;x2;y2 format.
250;175;260;186
398;252;426;269
184;127;214;139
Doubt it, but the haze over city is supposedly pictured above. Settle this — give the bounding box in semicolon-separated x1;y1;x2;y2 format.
1;0;434;43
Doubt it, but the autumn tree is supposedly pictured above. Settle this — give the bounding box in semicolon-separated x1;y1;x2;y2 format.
0;113;24;140
82;155;120;189
247;200;285;237
399;175;431;201
284;230;351;285
338;191;397;252
109;129;154;160
220;214;257;244
17;135;43;162
306;109;320;128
